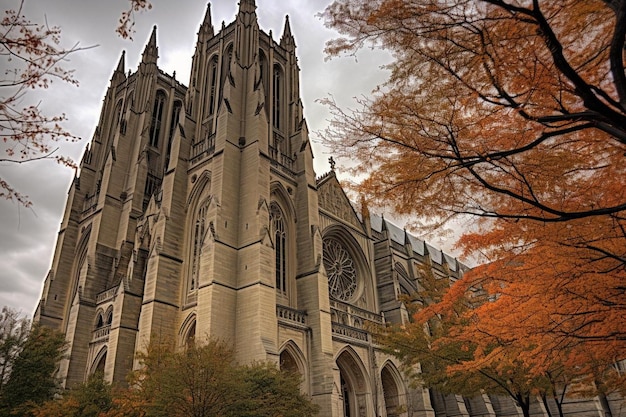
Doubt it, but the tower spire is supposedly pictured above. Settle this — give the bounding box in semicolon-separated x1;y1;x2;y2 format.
280;15;295;50
199;3;214;39
110;50;126;85
141;25;158;64
115;50;126;74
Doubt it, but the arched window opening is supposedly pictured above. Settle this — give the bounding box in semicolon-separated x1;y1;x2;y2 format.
94;352;106;375
280;350;298;373
220;44;233;92
259;50;269;115
381;366;402;417
270;203;287;294
112;99;123;136
95;314;104;329
185;321;196;348
259;50;268;90
149;90;166;147
106;310;113;326
190;199;210;292
207;56;219;117
165;100;182;169
272;65;282;130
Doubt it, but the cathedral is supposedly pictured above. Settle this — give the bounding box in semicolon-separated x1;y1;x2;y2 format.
34;1;624;416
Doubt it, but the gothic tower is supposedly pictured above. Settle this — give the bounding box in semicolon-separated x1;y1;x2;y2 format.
34;0;337;408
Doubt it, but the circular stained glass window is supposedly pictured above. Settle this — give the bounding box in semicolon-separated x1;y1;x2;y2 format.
323;238;357;301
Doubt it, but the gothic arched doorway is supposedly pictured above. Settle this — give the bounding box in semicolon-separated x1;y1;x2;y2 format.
279;342;308;394
381;364;406;417
336;348;372;417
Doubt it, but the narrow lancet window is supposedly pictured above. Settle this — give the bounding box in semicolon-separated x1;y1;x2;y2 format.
207;56;218;117
190;199;209;292
270;203;287;293
272;65;282;130
149;91;166;147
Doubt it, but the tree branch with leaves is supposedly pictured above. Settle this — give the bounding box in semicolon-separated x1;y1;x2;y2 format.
321;0;626;364
0;0;152;207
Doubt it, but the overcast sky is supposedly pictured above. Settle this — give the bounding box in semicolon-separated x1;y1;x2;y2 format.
0;0;459;317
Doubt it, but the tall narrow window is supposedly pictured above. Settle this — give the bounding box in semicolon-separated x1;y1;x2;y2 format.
190;199;209;292
207;56;218;116
112;100;123;135
149;91;166;147
272;65;282;130
270;203;287;293
259;50;268;108
165;100;182;169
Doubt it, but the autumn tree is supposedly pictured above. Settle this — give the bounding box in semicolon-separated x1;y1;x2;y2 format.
132;338;317;417
0;307;29;392
234;363;319;417
321;0;626;371
0;0;151;206
31;373;113;417
374;268;613;417
133;339;241;417
117;0;153;39
0;0;84;206
0;324;66;416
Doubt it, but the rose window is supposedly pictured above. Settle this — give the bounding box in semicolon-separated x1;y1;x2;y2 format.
323;238;357;301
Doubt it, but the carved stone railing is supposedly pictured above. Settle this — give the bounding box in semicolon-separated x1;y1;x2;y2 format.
277;305;307;326
96;288;117;304
330;301;383;343
331;322;369;342
269;131;295;173
330;300;383;328
190;133;215;164
92;325;110;342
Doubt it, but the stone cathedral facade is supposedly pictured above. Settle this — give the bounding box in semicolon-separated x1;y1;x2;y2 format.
35;2;624;416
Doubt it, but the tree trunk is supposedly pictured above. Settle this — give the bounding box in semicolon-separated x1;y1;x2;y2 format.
516;394;531;417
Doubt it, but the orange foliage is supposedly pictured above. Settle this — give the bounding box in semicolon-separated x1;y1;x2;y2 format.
116;0;153;40
322;0;626;379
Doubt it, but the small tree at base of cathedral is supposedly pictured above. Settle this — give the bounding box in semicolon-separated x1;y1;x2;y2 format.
131;338;318;417
31;373;114;417
0;323;66;416
0;307;30;391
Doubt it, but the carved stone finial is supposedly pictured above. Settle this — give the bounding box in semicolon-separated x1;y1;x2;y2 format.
328;156;336;171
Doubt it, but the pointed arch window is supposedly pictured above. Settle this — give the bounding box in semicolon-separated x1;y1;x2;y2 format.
259;50;268;90
190;199;210;292
270;203;287;293
95;313;104;329
207;56;219;117
165;100;182;169
272;64;282;130
185;321;196;348
149;90;166;147
112;99;123;136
